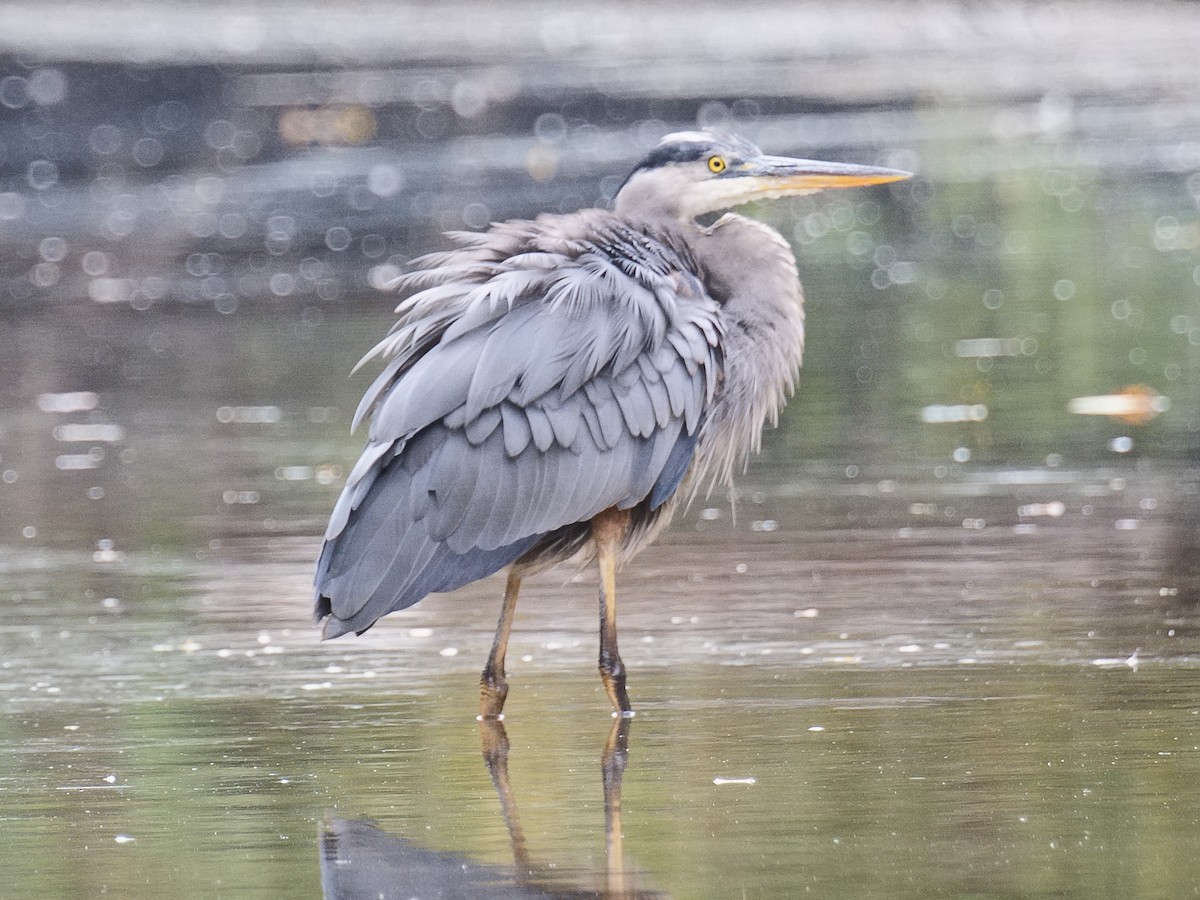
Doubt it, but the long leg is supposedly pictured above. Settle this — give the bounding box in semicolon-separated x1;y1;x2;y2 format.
480;571;522;719
602;714;633;894
592;507;633;716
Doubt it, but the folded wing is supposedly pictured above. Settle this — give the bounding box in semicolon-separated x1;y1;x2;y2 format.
315;213;722;638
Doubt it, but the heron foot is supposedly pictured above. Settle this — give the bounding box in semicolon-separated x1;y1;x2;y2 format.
599;654;633;717
479;670;509;720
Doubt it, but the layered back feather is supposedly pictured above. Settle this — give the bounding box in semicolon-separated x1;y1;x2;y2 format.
315;210;729;638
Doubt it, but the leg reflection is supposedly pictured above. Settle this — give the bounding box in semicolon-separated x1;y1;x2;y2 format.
602;715;633;896
478;715;533;881
478;715;652;899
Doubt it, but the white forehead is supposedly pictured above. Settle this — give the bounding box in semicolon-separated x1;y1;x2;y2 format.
658;130;714;145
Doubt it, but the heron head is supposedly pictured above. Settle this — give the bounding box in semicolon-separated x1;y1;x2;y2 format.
614;130;912;221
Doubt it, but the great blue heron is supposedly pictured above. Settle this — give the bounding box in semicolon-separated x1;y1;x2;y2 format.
315;130;910;718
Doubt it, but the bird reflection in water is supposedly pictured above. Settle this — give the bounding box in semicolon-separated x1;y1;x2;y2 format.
319;717;661;899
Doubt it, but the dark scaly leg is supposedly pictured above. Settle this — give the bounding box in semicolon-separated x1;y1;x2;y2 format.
480;571;522;719
592;507;633;717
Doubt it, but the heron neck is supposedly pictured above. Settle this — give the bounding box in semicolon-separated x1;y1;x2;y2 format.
684;212;807;488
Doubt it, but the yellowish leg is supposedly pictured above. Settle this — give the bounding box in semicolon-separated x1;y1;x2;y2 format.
592;507;633;717
602;714;633;895
480;571;522;719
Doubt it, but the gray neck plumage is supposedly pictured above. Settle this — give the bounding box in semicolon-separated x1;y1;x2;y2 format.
683;212;807;491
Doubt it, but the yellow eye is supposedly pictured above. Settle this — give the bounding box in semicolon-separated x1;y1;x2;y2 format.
708;156;727;174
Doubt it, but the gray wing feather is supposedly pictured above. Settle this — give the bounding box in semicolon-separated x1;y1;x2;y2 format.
651;345;676;374
450;445;500;553
485;441;532;545
323;440;393;539
587;437;626;510
463;406;502;445
525;405;555;452
643;376;672;428
366;338;479;437
464;303;540;421
580;401;606;451
425;432;476;542
321;447;423;609
507;324;575;404
623;422;684;506
667;331;696;371
547;446;589;526
558;306;612;399
636;354;660;385
542;395;582;449
500;402;532;457
316;211;723;634
584;378;626;449
523;442;556;526
663;359;689;417
615;378;658;438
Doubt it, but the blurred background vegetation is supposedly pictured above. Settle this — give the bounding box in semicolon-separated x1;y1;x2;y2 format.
1;2;1198;554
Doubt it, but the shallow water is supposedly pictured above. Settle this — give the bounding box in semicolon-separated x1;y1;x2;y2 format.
3;394;1199;897
4;503;1200;899
4;5;1200;897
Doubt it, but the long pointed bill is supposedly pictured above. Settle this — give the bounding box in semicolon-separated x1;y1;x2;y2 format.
741;155;912;196
675;151;913;218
